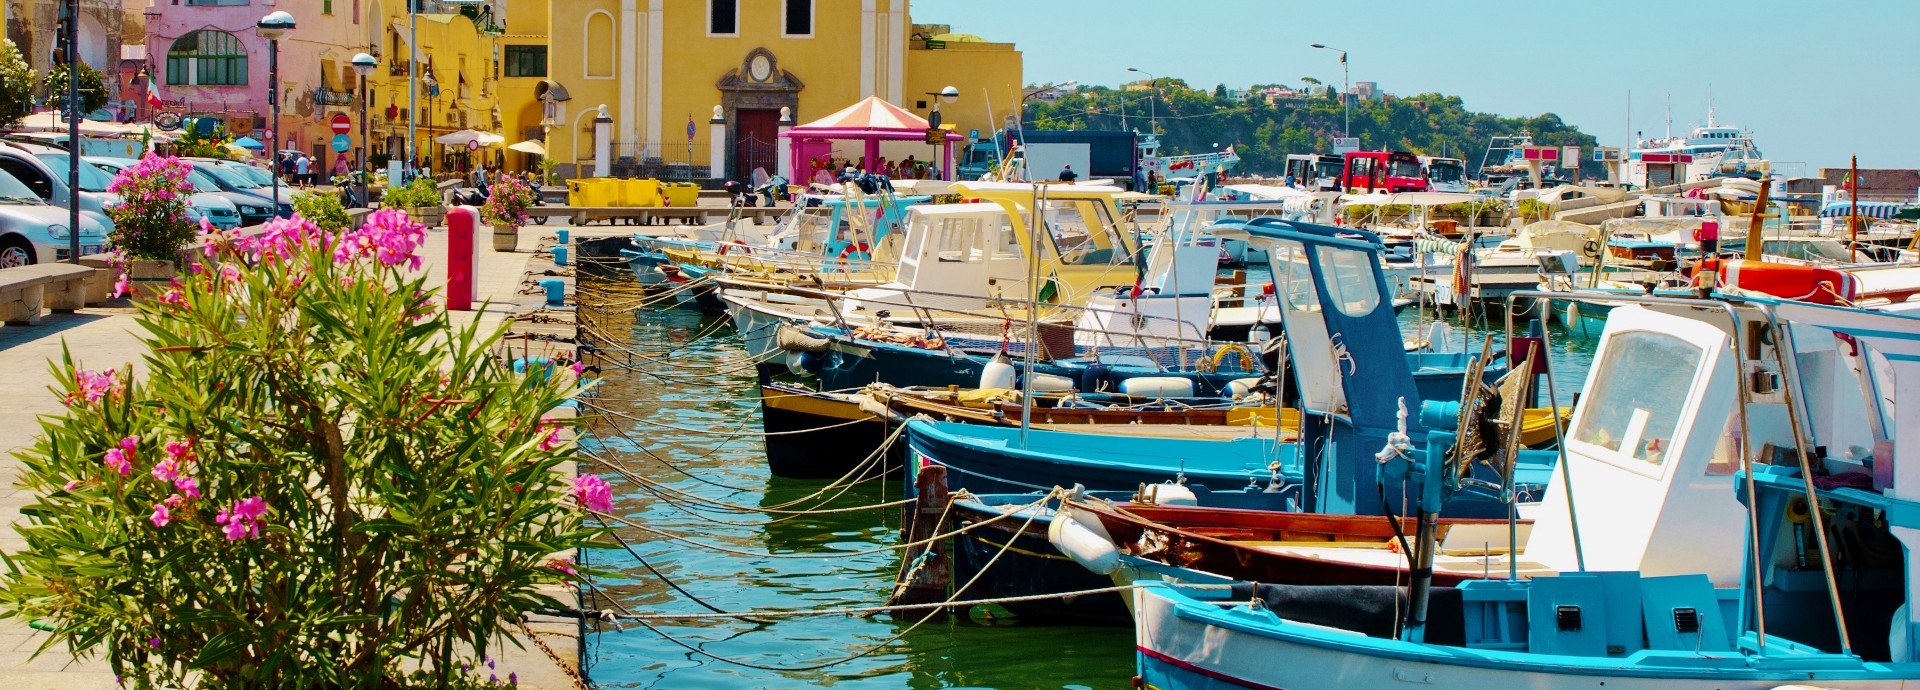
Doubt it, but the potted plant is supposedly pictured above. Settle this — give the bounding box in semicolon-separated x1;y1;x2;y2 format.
103;155;199;298
382;177;445;228
0;210;601;687
480;172;538;252
290;189;351;233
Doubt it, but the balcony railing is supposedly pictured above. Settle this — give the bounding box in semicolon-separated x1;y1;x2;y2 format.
315;88;354;106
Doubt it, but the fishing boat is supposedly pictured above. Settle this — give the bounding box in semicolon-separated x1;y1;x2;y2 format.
1130;291;1920;689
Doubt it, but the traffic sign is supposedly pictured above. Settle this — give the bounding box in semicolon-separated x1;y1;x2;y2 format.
467;139;481;152
330;113;351;135
331;134;351;153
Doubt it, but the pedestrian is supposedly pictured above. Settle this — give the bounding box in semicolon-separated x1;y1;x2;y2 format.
333;155;350;181
294;153;311;187
1058;163;1077;182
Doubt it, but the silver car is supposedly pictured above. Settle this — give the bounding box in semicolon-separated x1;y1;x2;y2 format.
0;140;118;232
0;168;109;267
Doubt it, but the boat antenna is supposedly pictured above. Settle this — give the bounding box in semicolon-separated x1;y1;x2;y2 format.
1018;182;1046;448
1664;93;1672;140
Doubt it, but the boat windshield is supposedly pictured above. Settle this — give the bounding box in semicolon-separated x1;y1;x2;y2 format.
1572;330;1703;468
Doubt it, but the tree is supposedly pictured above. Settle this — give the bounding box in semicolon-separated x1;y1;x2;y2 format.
1213;83;1228;100
0;40;34;130
42;62;109;116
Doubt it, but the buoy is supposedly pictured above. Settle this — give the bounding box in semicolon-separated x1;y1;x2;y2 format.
979;352;1017;390
1026;372;1077;393
1226;377;1264;400
1140;482;1199;506
1118;376;1195;399
1248;321;1271;347
1047;514;1119;575
785;351;813;376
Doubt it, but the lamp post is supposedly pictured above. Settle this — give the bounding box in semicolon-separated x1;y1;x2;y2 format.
352;52;376;208
257;10;295;214
422;67;437;178
1309;43;1349;141
925;85;957;179
1125;67;1158;136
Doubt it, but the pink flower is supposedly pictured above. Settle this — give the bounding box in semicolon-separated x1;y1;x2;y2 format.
215;496;268;540
173;476;200;499
165;440;195;464
66;368;118;405
547;556;578;577
150;502;171;527
571;474;613;513
150;457;179;483
62;479;80;491
537;422;564;451
159;288;186;307
219;264;241;283
111;273;131;298
103;435;137;477
571;360;586;376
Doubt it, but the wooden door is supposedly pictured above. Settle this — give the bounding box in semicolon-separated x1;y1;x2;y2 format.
734;108;780;182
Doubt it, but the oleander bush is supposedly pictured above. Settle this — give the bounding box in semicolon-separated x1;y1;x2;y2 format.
0;210;603;688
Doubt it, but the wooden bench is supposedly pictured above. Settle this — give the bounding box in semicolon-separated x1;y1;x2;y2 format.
0;263;98;325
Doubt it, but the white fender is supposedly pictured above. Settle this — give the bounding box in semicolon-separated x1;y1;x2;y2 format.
1048;513;1119;575
1118;376;1195;399
979;353;1016;390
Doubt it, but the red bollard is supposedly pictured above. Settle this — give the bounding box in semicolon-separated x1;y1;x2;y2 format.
446;206;479;311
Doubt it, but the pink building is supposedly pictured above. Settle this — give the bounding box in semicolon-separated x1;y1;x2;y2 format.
144;0;369;168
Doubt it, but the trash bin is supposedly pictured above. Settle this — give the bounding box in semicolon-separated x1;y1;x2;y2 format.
568;179;614;207
663;182;699;208
628;178;664;207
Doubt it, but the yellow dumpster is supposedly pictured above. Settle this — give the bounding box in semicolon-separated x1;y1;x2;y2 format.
631;178;664;207
567;179;615;207
662;182;699;208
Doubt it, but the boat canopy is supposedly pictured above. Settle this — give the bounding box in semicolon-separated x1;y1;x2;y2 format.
1220;184;1314;201
1341;191;1485;206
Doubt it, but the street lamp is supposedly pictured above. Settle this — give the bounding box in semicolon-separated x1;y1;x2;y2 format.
1308;43;1349;141
924;85;957;179
421;67;437;178
256;10;295;213
352;52;376;208
1125;67;1159;136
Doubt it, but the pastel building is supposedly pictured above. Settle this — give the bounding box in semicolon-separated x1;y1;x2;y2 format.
540;0;1022;180
5;0;141;111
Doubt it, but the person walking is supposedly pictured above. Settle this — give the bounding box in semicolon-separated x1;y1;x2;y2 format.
294;153;312;187
1058;163;1078;182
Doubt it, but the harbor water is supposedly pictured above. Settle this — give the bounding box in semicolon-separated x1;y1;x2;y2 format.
576;271;1599;688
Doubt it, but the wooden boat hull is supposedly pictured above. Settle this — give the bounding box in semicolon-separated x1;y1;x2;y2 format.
758;383;901;480
948;497;1131;625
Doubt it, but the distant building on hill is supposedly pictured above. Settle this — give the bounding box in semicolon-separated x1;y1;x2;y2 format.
1351;81;1379;101
1820;168;1920;203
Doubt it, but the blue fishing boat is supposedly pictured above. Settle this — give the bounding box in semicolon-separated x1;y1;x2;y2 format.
1132;294;1920;690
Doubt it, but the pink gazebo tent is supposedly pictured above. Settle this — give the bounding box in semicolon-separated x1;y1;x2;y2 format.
780;96;965;182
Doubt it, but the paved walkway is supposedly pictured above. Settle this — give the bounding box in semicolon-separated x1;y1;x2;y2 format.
0;221;581;688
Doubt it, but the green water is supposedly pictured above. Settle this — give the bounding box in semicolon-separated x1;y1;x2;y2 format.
575;272;1598;688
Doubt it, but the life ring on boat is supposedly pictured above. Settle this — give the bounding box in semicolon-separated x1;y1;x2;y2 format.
717;240;750;256
1689;258;1723;289
838;242;871;261
1718;260;1857;306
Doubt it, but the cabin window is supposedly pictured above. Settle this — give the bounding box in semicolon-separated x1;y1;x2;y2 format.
1042;201;1124;265
992;220;1021;259
1572;330;1703;469
1315;245;1380;316
934;217;985;263
1268;241;1320;311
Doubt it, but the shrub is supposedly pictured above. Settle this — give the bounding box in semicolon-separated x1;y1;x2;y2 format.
0;39;32;130
0;210;600;687
480;173;536;231
383;177;442;210
41;62;109;116
1517;198;1552;221
103;155;198;261
290;189;351;234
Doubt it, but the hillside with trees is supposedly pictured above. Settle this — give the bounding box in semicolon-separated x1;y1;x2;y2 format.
1022;80;1603;177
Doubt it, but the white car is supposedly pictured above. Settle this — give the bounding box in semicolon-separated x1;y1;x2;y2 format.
0;140;118;232
0;168;109;267
87;157;242;231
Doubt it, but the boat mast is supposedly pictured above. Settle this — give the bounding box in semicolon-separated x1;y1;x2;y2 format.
1019;183;1045;447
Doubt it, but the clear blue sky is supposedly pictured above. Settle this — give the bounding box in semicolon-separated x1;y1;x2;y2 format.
914;0;1920;173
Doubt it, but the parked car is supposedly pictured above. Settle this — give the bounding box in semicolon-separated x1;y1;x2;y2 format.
0;140;118;232
218;160;276;187
0;167;109;267
181;159;290;225
87;157;241;231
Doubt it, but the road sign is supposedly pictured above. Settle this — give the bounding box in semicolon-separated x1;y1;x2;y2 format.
331;134;351;153
261;128;274;144
1331;137;1359;155
467;139;481;152
923;128;945;145
330;113;351;135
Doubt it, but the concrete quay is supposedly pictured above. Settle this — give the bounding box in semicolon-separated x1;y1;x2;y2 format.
0;220;587;688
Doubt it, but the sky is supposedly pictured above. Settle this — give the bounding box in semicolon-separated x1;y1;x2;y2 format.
914;0;1920;173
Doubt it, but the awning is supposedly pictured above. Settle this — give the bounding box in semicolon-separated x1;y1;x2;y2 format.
1819;201;1904;219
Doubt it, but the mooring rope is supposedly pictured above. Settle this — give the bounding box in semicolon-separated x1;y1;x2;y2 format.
582;423;908;519
582;400;878;437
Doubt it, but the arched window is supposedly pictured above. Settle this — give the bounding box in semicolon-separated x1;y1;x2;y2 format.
166;30;248;86
584;12;614;78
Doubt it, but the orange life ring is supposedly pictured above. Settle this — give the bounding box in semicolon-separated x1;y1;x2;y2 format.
717;240;750;256
1719;260;1857;305
838;242;871;261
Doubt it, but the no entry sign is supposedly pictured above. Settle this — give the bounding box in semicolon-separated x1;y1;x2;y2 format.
330;113;351;135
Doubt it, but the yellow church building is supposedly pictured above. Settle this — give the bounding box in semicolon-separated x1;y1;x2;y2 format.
535;0;1022;181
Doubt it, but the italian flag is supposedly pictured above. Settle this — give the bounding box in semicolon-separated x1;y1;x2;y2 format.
145;73;162;109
